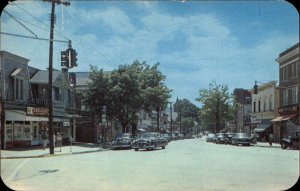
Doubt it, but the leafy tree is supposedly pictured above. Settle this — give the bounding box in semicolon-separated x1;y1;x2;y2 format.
87;60;171;134
196;81;233;133
173;98;200;134
173;98;200;122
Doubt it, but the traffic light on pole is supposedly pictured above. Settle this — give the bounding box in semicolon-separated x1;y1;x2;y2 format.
67;48;78;68
61;50;69;67
71;48;78;67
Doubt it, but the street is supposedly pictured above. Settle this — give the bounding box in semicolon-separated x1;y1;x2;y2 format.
1;138;299;191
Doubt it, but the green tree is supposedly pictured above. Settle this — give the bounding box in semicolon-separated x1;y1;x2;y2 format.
173;98;200;134
86;61;171;134
196;81;233;133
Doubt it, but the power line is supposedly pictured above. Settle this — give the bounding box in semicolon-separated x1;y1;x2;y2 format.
0;32;69;43
3;10;37;38
10;1;70;41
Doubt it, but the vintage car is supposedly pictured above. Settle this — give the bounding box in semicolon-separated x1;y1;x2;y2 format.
215;133;226;144
111;133;133;149
231;133;251;146
281;130;300;150
224;132;236;144
206;133;216;142
133;132;168;151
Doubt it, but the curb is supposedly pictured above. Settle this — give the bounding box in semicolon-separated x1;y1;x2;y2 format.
0;148;109;159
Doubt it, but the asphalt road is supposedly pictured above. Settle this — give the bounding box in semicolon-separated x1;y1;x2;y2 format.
1;138;299;191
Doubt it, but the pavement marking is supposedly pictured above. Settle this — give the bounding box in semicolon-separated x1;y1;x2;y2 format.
4;158;30;183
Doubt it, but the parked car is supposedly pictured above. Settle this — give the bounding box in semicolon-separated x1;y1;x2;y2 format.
163;134;171;142
169;133;177;141
224;132;236;144
231;133;251;146
133;132;168;151
280;130;300;149
215;133;226;144
178;133;185;140
111;133;133;149
206;133;216;142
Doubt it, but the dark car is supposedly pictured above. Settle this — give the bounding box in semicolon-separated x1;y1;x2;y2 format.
281;130;300;150
215;133;226;144
206;133;216;142
224;132;236;144
111;133;133;149
163;134;171;142
231;133;251;146
133;132;168;151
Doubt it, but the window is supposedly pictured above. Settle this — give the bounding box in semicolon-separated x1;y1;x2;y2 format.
292;86;298;104
16;78;19;100
245;97;251;104
282;89;288;105
14;78;25;101
54;87;60;101
291;63;295;78
253;102;256;113
263;98;266;112
258;100;261;112
269;97;272;111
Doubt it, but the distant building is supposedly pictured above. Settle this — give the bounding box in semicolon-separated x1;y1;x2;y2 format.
250;81;279;141
271;43;300;139
233;88;252;133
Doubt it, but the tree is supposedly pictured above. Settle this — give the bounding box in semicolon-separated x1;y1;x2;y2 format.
196;81;233;133
173;98;200;134
85;61;171;134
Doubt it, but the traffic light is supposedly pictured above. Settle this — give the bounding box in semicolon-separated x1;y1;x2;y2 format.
71;48;78;67
61;50;69;67
253;81;258;94
67;48;78;68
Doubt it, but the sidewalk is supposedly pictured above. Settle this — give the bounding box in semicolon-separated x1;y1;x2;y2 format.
0;142;108;159
252;141;281;148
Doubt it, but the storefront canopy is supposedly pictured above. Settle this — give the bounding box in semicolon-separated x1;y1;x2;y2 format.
5;110;69;122
271;114;297;122
254;124;272;133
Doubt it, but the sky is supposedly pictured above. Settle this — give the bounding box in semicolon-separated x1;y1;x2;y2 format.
1;0;299;107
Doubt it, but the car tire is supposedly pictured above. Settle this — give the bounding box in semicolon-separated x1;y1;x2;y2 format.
135;148;139;151
281;142;287;149
162;145;165;149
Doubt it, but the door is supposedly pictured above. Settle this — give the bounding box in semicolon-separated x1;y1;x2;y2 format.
31;122;40;145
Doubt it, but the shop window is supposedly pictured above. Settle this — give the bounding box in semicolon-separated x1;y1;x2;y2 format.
24;128;31;138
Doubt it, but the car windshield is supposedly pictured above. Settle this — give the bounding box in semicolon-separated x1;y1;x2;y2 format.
235;133;249;138
141;133;156;139
117;134;132;139
208;134;215;137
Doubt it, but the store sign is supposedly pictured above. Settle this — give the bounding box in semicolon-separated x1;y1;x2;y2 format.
251;114;261;123
278;105;299;114
27;107;49;115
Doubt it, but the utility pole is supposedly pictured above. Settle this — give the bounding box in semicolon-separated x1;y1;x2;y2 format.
45;0;70;154
169;102;173;133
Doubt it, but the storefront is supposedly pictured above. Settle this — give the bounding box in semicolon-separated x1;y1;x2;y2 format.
4;110;69;148
271;111;299;142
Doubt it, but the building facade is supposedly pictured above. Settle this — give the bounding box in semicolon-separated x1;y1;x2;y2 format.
250;81;279;141
271;43;300;139
0;51;77;149
233;88;252;133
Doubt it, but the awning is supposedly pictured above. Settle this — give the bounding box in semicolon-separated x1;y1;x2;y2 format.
271;114;297;122
5;110;69;122
254;124;272;133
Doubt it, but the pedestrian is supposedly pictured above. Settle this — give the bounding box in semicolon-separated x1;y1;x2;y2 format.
42;132;48;150
269;133;273;146
56;133;63;152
